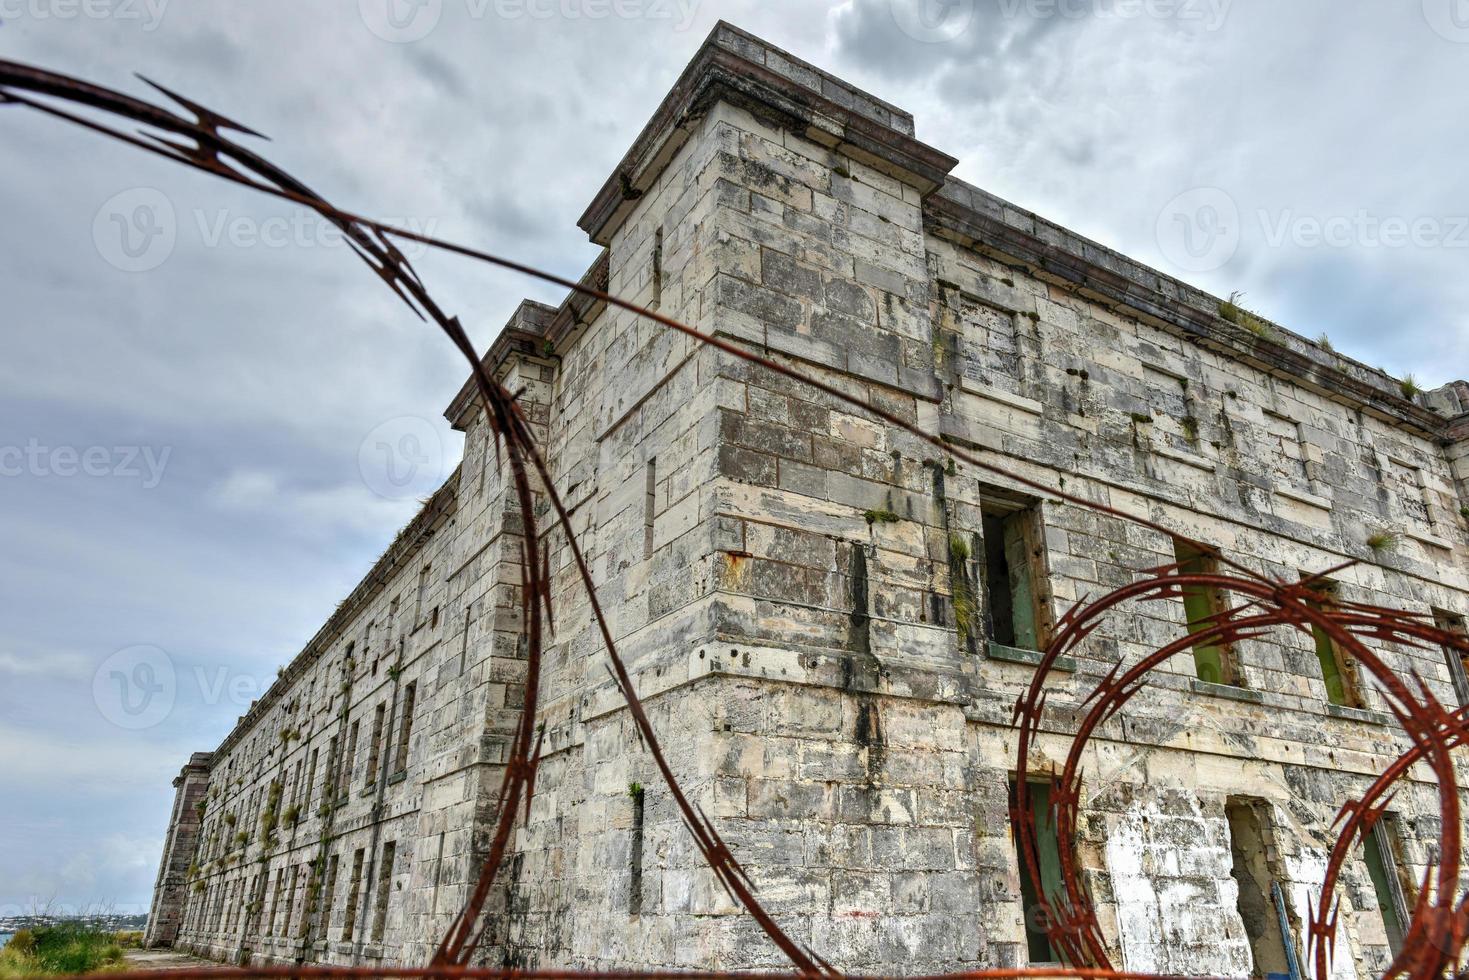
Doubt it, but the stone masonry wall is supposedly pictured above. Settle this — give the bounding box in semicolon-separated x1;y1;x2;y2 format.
152;22;1469;978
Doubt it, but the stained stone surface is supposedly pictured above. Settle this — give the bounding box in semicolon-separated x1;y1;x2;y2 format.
147;22;1469;979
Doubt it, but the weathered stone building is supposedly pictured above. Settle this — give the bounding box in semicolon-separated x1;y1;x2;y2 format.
146;23;1469;977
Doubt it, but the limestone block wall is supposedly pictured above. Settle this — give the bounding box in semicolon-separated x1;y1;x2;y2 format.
148;21;1469;979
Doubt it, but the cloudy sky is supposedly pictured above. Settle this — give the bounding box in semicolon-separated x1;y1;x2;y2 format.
0;0;1465;914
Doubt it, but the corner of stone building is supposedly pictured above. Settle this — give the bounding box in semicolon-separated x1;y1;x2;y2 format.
1435;381;1469;489
144;752;213;948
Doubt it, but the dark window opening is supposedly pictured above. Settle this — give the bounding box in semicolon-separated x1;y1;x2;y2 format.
365;704;386;789
342;848;365;940
982;500;1047;651
341;722;359;801
458;605;473;677
415;565;431;626
629;785;646;917
1008;778;1064;965
321;854;339;938
269;867;285;936
644;457;658;560
650;226;664;310
394;682;417;774
1173;538;1239;686
370;841;395;942
1301;577;1365;708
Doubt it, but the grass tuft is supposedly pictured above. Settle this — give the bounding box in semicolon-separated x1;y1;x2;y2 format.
1218;291;1273;340
1366;530;1400;553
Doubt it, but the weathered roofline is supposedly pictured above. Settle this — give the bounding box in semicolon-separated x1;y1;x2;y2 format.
927;179;1454;440
576;21;958;246
565;21;1461;442
208;470;460;766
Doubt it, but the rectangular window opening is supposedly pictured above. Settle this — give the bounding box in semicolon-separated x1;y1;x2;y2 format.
982;499;1047;652
431;832;445;916
650;227;663;310
341;848;365;941
629;785;645;917
299;863;317;941
304;748;318;815
268;867;285;936
1173;538;1239;686
1364;819;1409;957
365;704;386;789
415;565;432;626
395;682;417;774
458;605;473;677
1008;778;1064;965
341;722;359;801
370;841;396;942
1226;799;1295;978
282;865;298;941
1300;576;1365;708
321;854;339;939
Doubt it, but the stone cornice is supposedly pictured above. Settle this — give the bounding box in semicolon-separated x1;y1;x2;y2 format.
444;299;556;430
443;252;609;430
927;178;1452;440
577;21;958;247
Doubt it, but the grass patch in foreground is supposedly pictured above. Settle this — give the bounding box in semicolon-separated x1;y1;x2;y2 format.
0;925;129;977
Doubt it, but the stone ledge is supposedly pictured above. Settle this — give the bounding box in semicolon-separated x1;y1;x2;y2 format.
986;642;1076;673
1326;702;1395;726
1404;527;1455;552
1276;484;1333;511
1189;679;1265;704
956;377;1044;416
1154;443;1217;473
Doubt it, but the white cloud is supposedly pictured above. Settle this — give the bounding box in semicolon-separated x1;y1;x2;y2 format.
0;650;93;682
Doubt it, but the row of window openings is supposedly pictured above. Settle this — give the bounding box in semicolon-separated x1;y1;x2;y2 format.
977;502;1469;709
190;840;396;946
236;570;434;769
207;564;450;839
613;782;1412;971
200;684;417;861
1011;781;1413;970
219;568;441;787
331;682;418;803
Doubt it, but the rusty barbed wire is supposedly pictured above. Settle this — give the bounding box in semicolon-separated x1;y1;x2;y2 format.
4;57;1467;980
